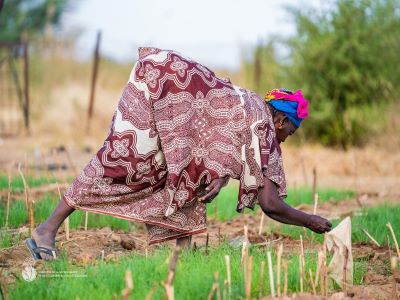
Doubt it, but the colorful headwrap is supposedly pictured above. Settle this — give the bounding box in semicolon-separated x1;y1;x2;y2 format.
265;88;309;128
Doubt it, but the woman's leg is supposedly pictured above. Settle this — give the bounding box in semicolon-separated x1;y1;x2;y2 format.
32;198;75;249
176;236;192;249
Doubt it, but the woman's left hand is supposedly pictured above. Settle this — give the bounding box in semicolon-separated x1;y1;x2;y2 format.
198;177;229;203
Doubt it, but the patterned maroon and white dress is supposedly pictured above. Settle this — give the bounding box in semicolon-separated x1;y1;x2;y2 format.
63;47;286;244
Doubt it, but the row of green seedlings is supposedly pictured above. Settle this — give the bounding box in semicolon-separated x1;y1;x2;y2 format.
114;247;179;300
114;226;400;300
239;226;329;299
385;225;400;300
3;146;83;234
252;208;400;300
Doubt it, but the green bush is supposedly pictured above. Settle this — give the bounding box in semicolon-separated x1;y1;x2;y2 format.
287;0;400;148
243;0;400;148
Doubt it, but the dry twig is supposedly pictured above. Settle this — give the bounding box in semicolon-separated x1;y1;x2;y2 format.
241;226;248;265
164;247;180;300
299;235;305;293
207;272;221;300
299;254;303;293
84;212;88;231
359;227;380;247
267;251;275;297
387;223;400;258
225;255;231;299
5;175;11;228
258;260;265;300
145;283;159;300
283;259;288;297
390;257;399;300
245;256;253;300
206;232;209;256
309;268;317;295
343;247;349;289
276;243;283;297
0;269;9;300
313;193;319;215
312;167;317;203
314;250;324;293
121;270;133;300
258;213;265;236
18;163;34;234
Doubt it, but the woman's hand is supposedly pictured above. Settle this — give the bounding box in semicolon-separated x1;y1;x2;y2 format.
198;177;229;203
259;178;332;234
305;215;332;233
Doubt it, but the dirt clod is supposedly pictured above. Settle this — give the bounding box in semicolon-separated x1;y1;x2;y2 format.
75;252;97;265
111;234;122;243
120;236;136;250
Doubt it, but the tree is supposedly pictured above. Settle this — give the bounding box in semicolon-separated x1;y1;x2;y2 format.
0;0;73;41
287;0;400;148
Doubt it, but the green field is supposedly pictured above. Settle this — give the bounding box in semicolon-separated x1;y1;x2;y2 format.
275;203;400;246
7;243;368;300
1;174;397;299
207;183;354;221
0;175;355;251
0;177;354;232
0;173;60;193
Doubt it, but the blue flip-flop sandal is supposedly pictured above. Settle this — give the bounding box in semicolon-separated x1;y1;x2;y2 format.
26;238;57;260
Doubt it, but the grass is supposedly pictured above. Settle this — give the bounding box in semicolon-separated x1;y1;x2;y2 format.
0;175;380;298
352;204;400;246
1;178;353;230
29;54;132;118
0;194;134;249
285;187;355;206
0;193;133;233
207;182;354;221
274;203;400;247
0;173;59;193
0;231;16;248
0;180;354;249
7;243;368;300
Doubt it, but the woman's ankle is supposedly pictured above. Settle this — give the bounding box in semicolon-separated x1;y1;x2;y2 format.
176;236;192;249
35;222;58;238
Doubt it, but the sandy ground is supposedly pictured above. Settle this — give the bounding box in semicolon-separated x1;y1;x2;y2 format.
282;144;400;200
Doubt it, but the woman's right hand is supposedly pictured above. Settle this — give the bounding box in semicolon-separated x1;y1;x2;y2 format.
198;177;229;203
306;215;332;233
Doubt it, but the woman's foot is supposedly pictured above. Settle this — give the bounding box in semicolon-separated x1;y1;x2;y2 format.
31;223;57;259
27;198;74;260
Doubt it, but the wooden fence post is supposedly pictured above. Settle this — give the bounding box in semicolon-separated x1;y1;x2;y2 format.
86;30;102;133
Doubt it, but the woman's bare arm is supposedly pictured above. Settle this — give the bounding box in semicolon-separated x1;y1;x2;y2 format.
259;178;332;233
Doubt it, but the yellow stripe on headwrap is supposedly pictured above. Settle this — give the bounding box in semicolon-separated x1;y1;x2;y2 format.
265;89;282;101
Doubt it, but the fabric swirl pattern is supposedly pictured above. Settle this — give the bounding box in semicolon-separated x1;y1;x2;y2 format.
64;47;286;244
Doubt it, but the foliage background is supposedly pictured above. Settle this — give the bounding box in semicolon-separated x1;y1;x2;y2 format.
243;0;400;148
1;0;400;148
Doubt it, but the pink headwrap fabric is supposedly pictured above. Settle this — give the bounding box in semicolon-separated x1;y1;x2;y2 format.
265;89;309;119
